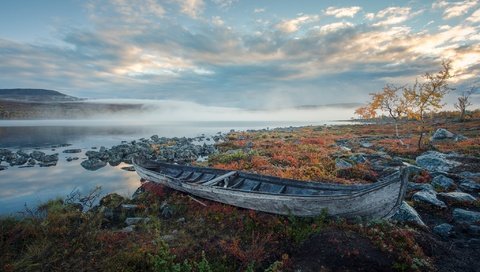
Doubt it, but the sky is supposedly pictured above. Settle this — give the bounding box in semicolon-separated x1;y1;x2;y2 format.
0;0;479;109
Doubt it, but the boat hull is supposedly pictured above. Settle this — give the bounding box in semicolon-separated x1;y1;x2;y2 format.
133;160;408;219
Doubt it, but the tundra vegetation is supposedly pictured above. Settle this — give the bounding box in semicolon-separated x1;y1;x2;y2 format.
2;113;480;271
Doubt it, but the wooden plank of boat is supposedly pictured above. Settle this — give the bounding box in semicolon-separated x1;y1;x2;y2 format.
133;158;408;219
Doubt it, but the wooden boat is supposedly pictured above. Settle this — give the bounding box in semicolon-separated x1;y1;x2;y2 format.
133;158;408;219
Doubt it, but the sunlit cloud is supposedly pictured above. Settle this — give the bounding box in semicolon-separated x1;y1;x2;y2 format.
432;0;478;19
467;8;480;22
372;7;416;26
325;6;362;18
276;14;320;33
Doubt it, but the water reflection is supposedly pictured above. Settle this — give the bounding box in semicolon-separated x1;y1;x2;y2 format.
0;159;141;215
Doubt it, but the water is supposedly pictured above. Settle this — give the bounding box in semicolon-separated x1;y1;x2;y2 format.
0;120;353;215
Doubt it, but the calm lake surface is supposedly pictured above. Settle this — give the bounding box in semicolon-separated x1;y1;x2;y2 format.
0;120;353;215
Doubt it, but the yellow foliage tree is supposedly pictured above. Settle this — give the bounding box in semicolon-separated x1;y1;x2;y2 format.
403;60;453;149
355;84;408;140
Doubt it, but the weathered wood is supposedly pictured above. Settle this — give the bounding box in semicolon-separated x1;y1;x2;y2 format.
133;159;408;219
201;171;237;186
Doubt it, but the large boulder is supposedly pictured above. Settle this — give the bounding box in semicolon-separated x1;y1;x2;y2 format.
431;128;467;142
63;149;82;154
438;192;477;204
391;201;427;228
459;180;480;192
415;151;460;173
431;175;456;191
335;158;353;169
81;158;107;171
453;209;480;224
412;190;447;208
407;182;435;193
433;223;454;238
30;150;45;161
431;128;455;140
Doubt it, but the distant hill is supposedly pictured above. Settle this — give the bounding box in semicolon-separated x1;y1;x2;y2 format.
0;89;82;102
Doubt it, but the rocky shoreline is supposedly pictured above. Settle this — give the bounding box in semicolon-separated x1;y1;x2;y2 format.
0;133;225;171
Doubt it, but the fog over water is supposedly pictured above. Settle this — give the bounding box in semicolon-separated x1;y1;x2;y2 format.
85;99;358;124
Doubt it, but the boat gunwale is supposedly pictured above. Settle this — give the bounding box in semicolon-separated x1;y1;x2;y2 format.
133;159;407;200
135;159;372;190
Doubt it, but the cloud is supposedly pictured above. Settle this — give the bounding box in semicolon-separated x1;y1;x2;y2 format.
254;8;265;13
372;7;415;26
88;0;165;24
177;0;205;18
211;0;237;10
317;22;354;33
467;8;480;22
325;6;362;18
211;16;224;26
276;15;320;33
433;0;478;19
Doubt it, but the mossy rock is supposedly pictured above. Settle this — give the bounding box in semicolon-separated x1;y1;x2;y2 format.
100;193;127;209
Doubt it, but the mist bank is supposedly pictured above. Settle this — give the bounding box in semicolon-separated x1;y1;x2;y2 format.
0;98;358;123
86;99;357;124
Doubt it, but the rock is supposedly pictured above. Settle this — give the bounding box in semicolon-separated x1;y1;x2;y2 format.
39;161;57;167
405;165;425;176
10;155;28;166
160;201;173;219
407;182;435;192
63;149;82;154
359;141;373;148
415;151;460;172
433;223;454;238
125;217;151;226
431;128;455;140
42;154;59;163
121;204;138;210
85;150;108;160
176;217;186;223
160;234;176;242
459;180;480;192
459;171;480;180
335;158;353;169
391;201;427;228
121;166;135;172
16;150;29;157
100;193;126;208
131;187;146;200
27;158;36;166
412;190;447;208
431;175;456;191
0;165;7;171
438;192;477;204
454;134;468;141
122;226;135;232
66;157;79;162
453;209;480;224
81;158;107;171
30;150;45;161
468;225;480;236
0;149;12;157
350;154;367;164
